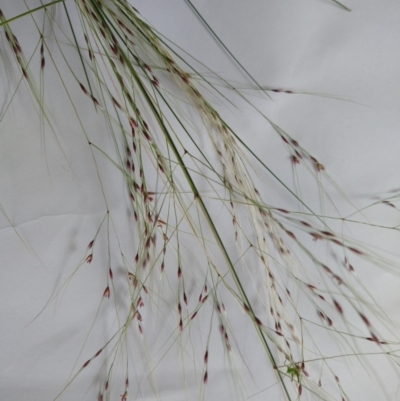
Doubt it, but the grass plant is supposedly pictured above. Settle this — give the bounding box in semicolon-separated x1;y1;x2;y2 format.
1;1;400;400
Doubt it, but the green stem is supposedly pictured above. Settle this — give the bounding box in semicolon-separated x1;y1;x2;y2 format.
0;0;67;27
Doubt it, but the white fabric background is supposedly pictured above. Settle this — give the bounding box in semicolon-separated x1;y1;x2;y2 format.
1;1;400;400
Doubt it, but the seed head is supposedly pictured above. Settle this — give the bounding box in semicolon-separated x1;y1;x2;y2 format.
103;286;110;298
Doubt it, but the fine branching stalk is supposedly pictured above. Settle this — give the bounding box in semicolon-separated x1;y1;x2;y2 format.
2;1;400;401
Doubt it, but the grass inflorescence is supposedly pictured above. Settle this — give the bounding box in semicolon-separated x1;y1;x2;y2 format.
1;1;400;401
